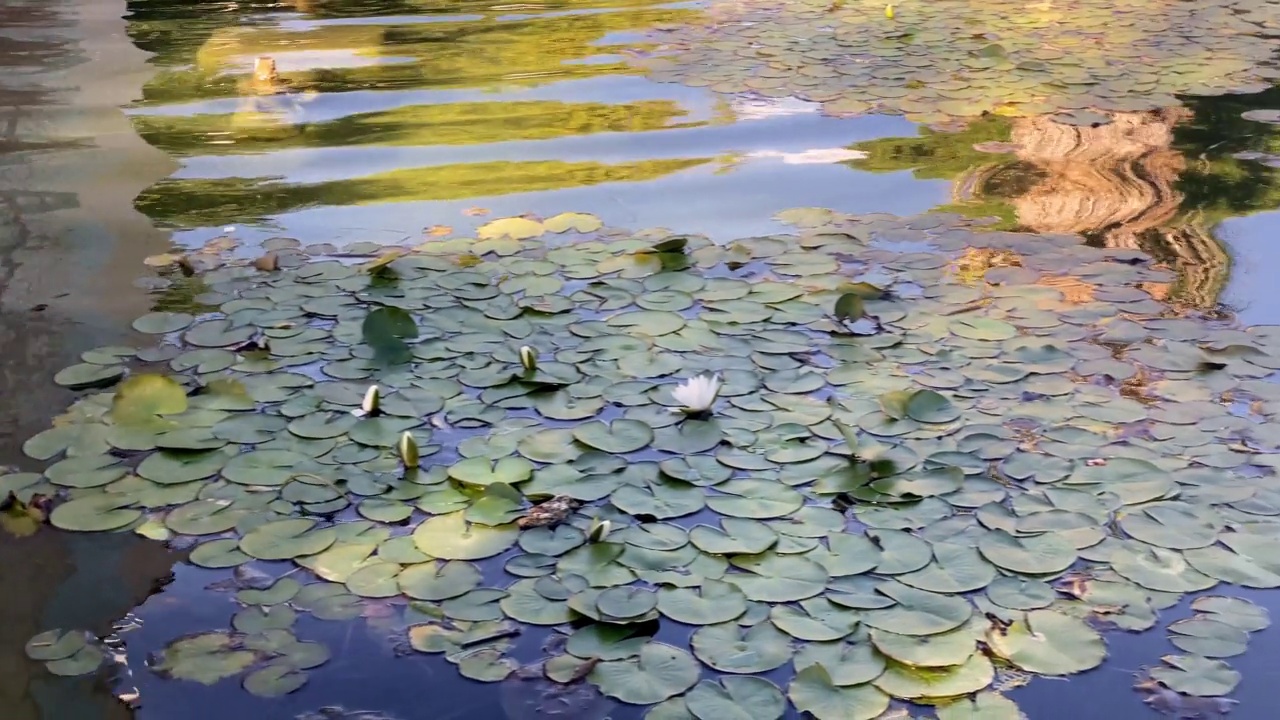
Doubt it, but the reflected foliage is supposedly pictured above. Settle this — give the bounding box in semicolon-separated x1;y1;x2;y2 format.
136;158;711;227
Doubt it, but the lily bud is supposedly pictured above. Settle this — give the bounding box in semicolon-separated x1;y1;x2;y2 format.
519;345;538;373
885;3;894;18
587;518;612;543
361;385;380;416
398;431;419;469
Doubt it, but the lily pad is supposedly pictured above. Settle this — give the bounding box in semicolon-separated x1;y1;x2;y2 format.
588;642;700;705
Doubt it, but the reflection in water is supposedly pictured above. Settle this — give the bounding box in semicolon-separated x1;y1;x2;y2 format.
15;0;1280;718
850;108;1235;308
0;1;180;719
122;0;938;245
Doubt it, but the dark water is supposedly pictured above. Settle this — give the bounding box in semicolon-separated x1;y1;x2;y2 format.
7;0;1280;718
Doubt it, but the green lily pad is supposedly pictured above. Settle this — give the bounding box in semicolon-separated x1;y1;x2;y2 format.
788;664;890;720
412;512;518;560
656;580;748;625
1149;654;1240;696
874;653;994;699
690;621;793;673
986;610;1106;676
792;640;886;686
151;632;259;685
1190;596;1270;632
936;692;1025;720
588;642;700;704
45;645;106;676
243;663;308;698
50;495;141;532
1167;617;1248;658
870;624;978;668
133;311;194;334
448;456;534;486
573;419;655;453
862;581;972;636
978;530;1076;575
239;518;337;560
685;677;786;720
25;630;89;661
54;363;125;390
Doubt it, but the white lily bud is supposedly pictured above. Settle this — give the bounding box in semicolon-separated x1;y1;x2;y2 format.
361;385;380;416
587;518;612;543
398;431;419;468
519;345;538;373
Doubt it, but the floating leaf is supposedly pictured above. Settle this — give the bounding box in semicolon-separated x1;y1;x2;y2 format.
684;677;786;720
788;664;890;720
412;512;518;560
588;643;700;704
1149;655;1240;697
986;610;1105;676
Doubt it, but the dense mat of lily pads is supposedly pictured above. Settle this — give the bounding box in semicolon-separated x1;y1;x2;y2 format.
640;0;1280;126
13;207;1280;717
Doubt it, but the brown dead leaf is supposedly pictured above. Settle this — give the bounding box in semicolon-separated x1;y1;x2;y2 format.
253;253;279;272
463;207;490;217
363;248;407;274
425;225;453;237
202;235;240;253
144;252;184;268
517;495;579;529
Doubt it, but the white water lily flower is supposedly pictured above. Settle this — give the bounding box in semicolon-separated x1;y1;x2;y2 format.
519;345;538;373
360;381;378;415
672;374;722;414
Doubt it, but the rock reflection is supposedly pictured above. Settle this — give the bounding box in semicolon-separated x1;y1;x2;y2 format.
852;108;1233;309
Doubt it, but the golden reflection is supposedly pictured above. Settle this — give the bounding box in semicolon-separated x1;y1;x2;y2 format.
130;0;709;225
140;0;701;105
136;158;712;227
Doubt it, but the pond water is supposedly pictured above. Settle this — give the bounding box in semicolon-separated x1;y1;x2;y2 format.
11;0;1280;718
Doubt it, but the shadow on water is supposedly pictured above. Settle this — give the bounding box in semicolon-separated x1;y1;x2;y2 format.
0;0;181;719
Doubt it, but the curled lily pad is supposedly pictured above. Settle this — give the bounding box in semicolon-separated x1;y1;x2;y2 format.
54;363;125;390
